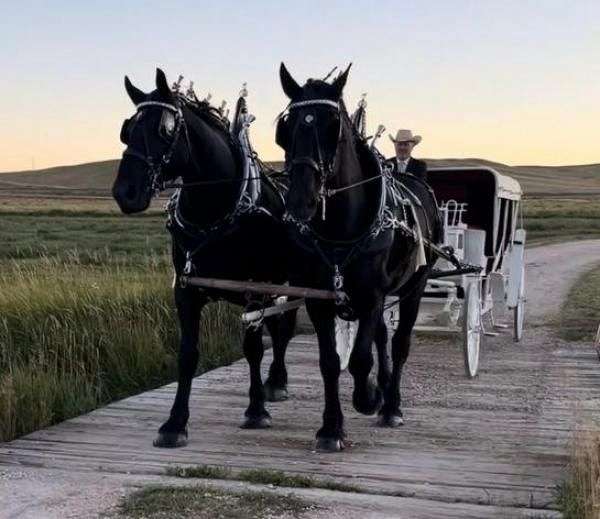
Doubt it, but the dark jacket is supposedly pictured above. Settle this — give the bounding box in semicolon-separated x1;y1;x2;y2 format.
386;157;427;182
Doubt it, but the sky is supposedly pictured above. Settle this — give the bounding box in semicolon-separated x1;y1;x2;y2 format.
1;0;599;172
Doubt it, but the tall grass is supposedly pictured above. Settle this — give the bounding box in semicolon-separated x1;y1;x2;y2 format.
557;263;600;341
557;428;600;518
0;253;243;442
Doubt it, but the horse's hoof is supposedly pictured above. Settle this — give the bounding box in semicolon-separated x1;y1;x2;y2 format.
353;384;383;416
264;384;289;402
241;415;272;429
315;437;345;453
153;430;188;448
377;414;404;427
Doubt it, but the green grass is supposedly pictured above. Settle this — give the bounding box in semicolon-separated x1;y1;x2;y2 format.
0;213;168;260
0;255;244;442
115;485;315;519
0;195;166;216
556;480;585;519
556;430;600;519
556;262;600;341
166;465;234;480
0;199;244;443
166;465;358;493
523;197;600;244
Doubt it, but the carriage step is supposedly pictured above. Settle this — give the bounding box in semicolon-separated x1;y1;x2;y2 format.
484;331;500;337
493;323;510;329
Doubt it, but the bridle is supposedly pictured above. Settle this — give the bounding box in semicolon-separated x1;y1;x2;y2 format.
282;98;382;219
282;98;343;219
122;101;185;195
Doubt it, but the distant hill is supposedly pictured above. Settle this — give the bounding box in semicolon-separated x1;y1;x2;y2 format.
425;158;600;197
0;160;118;197
1;158;599;197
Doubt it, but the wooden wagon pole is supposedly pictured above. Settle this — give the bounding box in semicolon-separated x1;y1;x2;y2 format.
241;298;305;323
180;276;337;300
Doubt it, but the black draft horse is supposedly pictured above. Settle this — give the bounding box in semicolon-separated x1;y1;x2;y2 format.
277;63;441;452
113;68;296;448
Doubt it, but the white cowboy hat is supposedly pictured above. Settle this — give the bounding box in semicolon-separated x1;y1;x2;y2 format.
389;129;422;145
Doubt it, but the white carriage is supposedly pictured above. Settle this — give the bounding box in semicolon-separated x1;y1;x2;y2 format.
385;166;526;378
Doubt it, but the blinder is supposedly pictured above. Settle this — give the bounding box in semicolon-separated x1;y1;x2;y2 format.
120;117;132;144
120;101;185;195
275;115;289;149
159;110;176;140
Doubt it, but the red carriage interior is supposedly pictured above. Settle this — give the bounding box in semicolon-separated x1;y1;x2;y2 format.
427;168;515;259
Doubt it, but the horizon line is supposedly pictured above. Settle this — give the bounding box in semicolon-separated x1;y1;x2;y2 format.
2;156;599;175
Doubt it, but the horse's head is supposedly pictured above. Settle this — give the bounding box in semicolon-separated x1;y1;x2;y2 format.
277;63;351;222
113;68;186;214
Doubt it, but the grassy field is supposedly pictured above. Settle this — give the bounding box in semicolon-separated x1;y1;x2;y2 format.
524;197;600;245
557;262;600;342
0;197;167;260
0;199;244;443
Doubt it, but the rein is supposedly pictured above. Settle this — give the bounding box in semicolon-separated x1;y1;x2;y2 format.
122;101;185;195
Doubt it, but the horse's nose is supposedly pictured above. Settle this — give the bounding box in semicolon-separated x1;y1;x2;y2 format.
288;198;316;222
113;180;137;202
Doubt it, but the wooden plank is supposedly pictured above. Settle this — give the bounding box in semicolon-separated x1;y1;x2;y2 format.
1;319;599;514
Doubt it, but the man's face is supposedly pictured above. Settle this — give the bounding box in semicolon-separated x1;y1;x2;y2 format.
394;140;415;160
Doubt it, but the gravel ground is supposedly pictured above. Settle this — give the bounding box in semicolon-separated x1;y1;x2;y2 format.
1;239;599;519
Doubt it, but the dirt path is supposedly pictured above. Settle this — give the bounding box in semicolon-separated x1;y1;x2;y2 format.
1;239;600;519
525;239;600;325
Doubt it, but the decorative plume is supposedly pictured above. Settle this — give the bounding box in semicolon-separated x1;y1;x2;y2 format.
323;66;338;82
171;75;184;93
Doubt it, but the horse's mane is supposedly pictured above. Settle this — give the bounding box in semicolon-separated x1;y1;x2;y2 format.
338;99;356;138
178;95;231;138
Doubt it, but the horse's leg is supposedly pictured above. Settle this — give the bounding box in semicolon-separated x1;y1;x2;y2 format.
240;324;272;429
374;316;391;394
306;300;344;452
348;299;384;415
379;286;424;427
264;309;297;402
154;286;205;448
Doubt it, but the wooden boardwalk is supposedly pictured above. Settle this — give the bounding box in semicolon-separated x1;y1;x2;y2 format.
1;329;598;517
2;241;600;518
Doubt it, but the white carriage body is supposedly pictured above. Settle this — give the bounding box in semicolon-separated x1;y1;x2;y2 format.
385;166;526;376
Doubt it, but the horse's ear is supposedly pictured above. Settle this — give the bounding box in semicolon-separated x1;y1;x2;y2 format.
155;68;173;99
124;76;145;105
280;62;302;100
331;63;352;98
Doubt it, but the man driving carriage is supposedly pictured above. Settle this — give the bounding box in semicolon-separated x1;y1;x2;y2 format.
387;129;427;182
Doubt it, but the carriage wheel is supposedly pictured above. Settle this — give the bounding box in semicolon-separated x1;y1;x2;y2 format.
513;267;525;342
462;280;482;378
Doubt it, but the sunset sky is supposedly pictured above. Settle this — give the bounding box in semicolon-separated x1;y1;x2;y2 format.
2;0;598;172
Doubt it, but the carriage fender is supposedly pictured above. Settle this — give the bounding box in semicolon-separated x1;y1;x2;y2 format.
507;228;526;308
464;229;487;270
